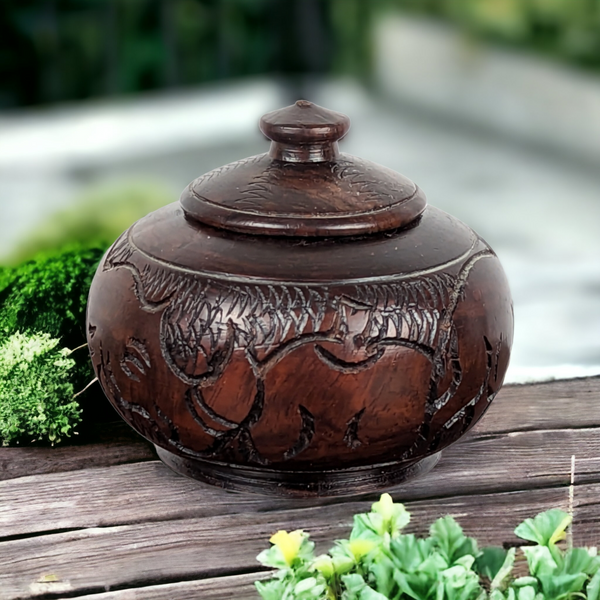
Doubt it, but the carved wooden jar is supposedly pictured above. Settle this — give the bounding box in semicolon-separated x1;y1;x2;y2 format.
87;101;513;497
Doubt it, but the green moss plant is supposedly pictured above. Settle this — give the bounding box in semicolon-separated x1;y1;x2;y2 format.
256;494;600;600
0;244;105;350
0;332;80;445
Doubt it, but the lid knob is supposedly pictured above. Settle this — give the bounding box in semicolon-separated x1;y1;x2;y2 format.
260;100;350;163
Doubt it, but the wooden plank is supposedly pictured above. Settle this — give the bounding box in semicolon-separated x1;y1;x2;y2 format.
474;377;600;436
1;483;596;600
2;424;599;539
0;422;155;482
71;573;267;600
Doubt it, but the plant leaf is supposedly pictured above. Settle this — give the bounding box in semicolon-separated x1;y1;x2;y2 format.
341;573;388;600
389;534;436;573
491;589;516;600
351;513;386;539
538;572;588;599
255;579;287;600
392;570;432;600
587;570;600;600
429;516;478;565
522;546;558;578
294;576;326;598
312;555;335;579
516;586;537;600
369;559;397;598
257;546;291;570
476;547;509;580
491;548;516;591
371;493;411;537
515;510;572;546
438;564;482;600
560;547;600;576
512;577;539;588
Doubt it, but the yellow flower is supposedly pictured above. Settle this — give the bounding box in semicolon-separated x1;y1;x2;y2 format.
270;529;304;565
348;539;377;561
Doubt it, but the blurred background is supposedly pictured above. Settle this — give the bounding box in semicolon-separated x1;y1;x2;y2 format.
1;0;599;384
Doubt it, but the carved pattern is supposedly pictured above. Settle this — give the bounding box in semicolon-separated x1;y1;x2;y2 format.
93;336;184;454
120;338;151;383
344;408;365;449
100;233;499;464
183;381;268;464
191;154;265;188
330;158;415;206
283;405;315;461
189;154;416;214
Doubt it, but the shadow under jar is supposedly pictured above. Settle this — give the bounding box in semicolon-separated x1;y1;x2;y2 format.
86;101;513;497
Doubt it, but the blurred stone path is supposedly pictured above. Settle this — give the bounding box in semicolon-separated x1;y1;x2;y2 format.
0;79;598;383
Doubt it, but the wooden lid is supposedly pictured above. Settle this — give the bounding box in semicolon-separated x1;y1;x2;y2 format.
180;101;427;237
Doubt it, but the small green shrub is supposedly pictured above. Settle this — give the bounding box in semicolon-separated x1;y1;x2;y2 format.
0;332;80;445
256;494;599;600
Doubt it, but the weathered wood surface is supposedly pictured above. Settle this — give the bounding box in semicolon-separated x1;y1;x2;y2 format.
0;421;156;482
0;376;598;599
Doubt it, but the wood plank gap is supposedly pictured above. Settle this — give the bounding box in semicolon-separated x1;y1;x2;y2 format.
27;566;270;600
0;528;82;544
468;424;600;438
56;572;268;600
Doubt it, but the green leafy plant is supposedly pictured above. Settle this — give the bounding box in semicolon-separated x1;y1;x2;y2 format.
256;494;600;600
0;244;108;444
0;331;80;445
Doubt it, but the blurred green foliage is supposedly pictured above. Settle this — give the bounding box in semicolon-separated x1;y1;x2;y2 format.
7;181;175;265
2;0;600;108
0;0;373;108
384;0;600;67
2;0;599;108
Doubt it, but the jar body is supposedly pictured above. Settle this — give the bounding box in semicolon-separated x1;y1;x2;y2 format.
87;202;512;496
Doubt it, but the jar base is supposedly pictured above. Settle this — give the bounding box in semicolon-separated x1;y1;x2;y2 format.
154;446;441;498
